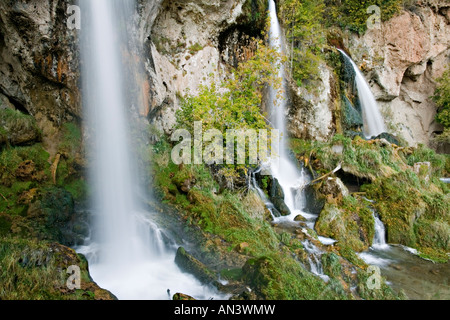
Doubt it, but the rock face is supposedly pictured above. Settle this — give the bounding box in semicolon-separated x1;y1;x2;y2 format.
344;1;450;146
286;63;336;142
140;0;259;134
0;0;80;128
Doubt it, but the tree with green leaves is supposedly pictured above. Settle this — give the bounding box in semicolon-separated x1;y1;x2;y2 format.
175;39;283;182
279;0;326;86
433;69;450;129
432;68;450;144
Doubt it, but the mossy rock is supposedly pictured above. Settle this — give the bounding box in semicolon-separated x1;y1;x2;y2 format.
0;237;116;300
321;252;342;279
363;170;450;262
0;109;41;146
174;247;217;285
342;94;363;130
173;293;196;300
414;219;449;252
242;256;277;299
315;197;374;252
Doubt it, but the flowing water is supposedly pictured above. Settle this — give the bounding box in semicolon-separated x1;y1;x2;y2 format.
338;49;386;139
267;0;311;224
358;209;449;299
78;0;222;300
372;212;389;251
267;0;330;277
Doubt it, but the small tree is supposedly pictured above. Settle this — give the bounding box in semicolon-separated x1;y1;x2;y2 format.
175;39;283;184
433;69;450;129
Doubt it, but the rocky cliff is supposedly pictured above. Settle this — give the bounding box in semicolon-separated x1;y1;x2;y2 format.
1;1;448;148
344;0;450;146
0;0;80;155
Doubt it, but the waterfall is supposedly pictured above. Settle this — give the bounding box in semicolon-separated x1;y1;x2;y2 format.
249;169;277;220
267;0;310;223
265;0;334;280
78;0;221;300
372;212;389;250
338;49;386;139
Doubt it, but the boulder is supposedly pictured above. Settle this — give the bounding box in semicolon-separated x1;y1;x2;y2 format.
174;247;217;285
173;293;196;300
268;178;291;216
0;109;41;146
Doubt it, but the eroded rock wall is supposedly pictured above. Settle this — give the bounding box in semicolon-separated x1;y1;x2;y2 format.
0;0;80;149
344;0;450;146
140;0;260;134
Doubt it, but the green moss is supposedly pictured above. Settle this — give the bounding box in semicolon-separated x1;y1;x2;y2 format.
64;179;88;202
362;170;449;262
356;268;403;300
0;108;41;146
337;245;366;268
316;196;374;252
0;237;114;300
188;43;203;55
321;252;342;279
220;268;243;281
0;214;12;236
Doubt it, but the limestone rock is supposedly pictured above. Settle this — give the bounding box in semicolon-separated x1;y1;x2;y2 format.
0;0;81;127
286;63;335;142
143;0;253;134
344;2;450;146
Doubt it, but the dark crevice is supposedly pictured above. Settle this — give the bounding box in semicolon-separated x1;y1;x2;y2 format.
336;171;370;193
0;89;29;115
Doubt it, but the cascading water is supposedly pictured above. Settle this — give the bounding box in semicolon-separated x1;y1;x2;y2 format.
249;170;277;220
358;206;392;266
338;49;386;139
373;213;389;250
267;0;311;223
77;0;221;300
266;0;331;278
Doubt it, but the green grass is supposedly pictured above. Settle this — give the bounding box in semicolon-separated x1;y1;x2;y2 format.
362;170;449;262
150;135;403;299
0;237;113;300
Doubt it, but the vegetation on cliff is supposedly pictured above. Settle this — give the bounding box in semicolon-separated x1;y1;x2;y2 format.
433;68;450;144
289;136;449;263
0;107;110;299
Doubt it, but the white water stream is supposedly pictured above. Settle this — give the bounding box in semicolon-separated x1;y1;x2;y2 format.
338;49;386;139
77;0;222;300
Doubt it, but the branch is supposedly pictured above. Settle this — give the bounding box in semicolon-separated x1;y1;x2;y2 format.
309;163;342;185
50;153;61;185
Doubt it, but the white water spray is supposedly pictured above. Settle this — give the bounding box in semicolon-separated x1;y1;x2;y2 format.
338;49;386;139
372;213;389;250
266;0;333;278
78;0;222;300
267;0;310;223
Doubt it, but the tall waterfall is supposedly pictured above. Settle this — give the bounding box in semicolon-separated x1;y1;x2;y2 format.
78;0;220;300
267;0;310;223
338;49;386;139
